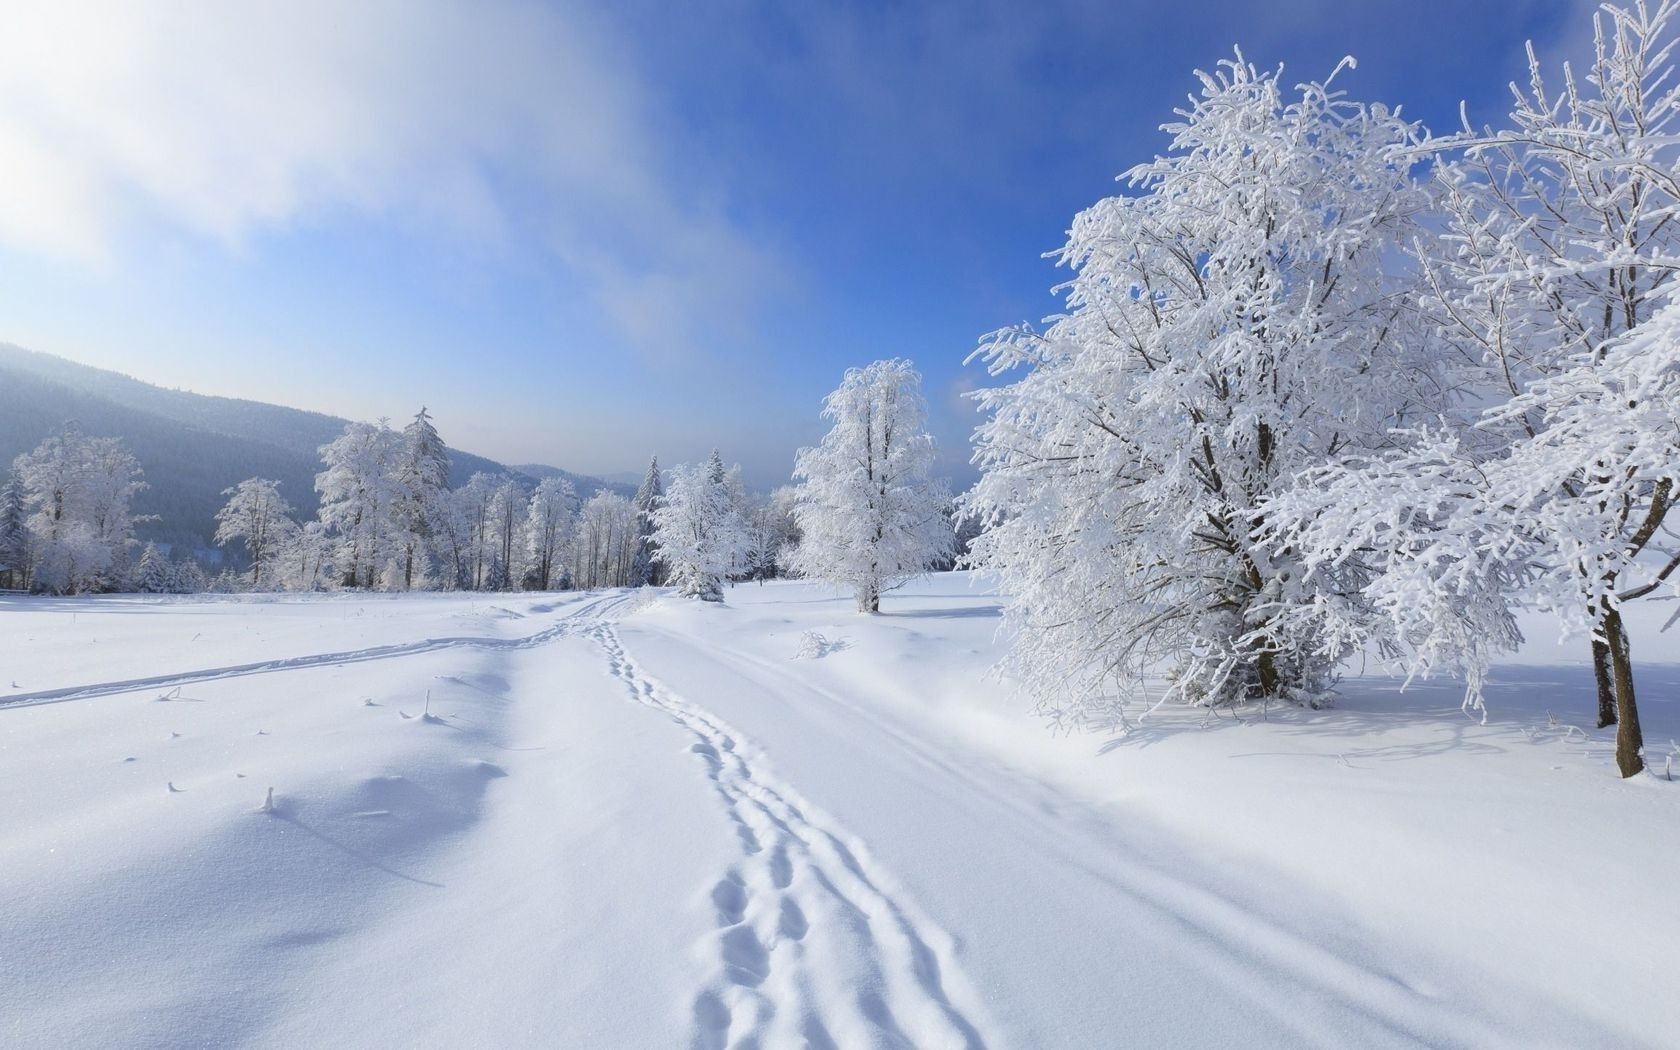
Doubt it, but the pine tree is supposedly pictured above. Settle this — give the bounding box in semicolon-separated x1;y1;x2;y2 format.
134;542;172;593
789;360;954;612
0;472;28;590
393;408;451;589
630;456;664;586
170;559;206;594
652;454;748;602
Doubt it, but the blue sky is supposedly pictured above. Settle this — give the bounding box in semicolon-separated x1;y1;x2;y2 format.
0;0;1594;485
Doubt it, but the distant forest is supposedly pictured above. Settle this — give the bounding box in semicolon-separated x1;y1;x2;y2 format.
0;344;630;556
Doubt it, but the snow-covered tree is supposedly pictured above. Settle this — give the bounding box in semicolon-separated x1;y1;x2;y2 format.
1276;2;1680;777
573;491;636;589
279;520;333;592
13;424;146;593
739;486;800;584
630;456;664;586
0;472;29;590
170;558;206;595
965;56;1439;721
524;476;575;590
789;360;954;611
315;420;402;588
134;542;173;593
392;408;451;589
440;473;496;590
652;452;749;601
214;478;294;589
487;476;527;592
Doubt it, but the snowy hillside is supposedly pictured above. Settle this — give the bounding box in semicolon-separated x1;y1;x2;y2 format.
0;343;628;551
1;574;1673;1047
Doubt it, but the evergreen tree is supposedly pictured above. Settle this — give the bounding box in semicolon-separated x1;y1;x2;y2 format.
652;453;749;602
630;456;664;586
134;542;172;593
0;472;28;590
170;558;206;594
394;408;451;589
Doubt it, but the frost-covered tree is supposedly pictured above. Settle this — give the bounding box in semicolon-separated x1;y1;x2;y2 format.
214;478;294;589
965;56;1438;720
315;420;402;588
630;456;664;586
134;542;172;593
487;476;527;592
789;360;954;612
573;491;636;588
279;520;333;592
392;408;451;589
739;487;800;584
524;476;576;590
14;424;146;593
652;453;749;601
1276;2;1680;777
0;472;29;590
170;558;206;595
440;473;497;590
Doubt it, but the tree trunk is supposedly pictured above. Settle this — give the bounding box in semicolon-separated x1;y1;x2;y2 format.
858;580;879;614
1602;608;1645;778
1591;637;1617;728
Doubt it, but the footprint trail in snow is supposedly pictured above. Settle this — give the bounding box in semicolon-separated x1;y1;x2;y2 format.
588;623;992;1050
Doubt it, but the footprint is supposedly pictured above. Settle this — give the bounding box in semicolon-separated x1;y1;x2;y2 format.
710;873;747;926
689;742;722;778
768;840;793;889
777;898;808;941
720;925;770;988
691;991;731;1050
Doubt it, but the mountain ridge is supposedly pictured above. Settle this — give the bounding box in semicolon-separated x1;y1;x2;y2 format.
0;343;632;553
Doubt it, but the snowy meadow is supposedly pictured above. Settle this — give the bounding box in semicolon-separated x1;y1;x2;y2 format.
5;1;1680;1046
1;579;1675;1047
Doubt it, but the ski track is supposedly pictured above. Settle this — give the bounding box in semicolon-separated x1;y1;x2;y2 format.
0;592;633;710
589;622;991;1050
632;628;1520;1050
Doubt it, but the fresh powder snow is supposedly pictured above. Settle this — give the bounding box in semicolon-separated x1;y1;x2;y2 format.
1;575;1673;1047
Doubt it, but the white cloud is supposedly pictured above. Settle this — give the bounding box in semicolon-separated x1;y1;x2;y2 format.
0;0;776;351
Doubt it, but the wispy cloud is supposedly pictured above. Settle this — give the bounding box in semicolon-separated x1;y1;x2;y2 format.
0;0;777;354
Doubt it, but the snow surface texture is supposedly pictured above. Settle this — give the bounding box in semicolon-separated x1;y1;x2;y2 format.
0;576;1675;1047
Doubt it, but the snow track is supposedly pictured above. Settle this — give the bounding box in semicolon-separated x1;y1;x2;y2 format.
1;592;633;709
590;622;993;1050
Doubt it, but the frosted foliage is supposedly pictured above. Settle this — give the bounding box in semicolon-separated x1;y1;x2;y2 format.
1260;3;1680;777
525;477;575;590
652;454;749;602
789;360;953;613
214;478;294;588
315;420;403;589
12;424;145;593
964;55;1439;720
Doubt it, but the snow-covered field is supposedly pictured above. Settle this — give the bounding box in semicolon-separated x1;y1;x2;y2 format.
1;575;1675;1048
